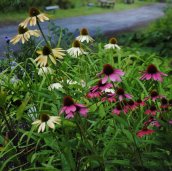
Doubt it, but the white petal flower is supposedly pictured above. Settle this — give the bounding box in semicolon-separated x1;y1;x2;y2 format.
76;28;94;43
67;39;88;58
38;67;54;76
104;37;121;50
48;83;63;90
104;88;115;93
32;114;61;133
67;47;87;58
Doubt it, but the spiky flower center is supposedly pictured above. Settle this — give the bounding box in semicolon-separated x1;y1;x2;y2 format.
150;105;156;111
109;37;117;44
41;114;50;122
18;26;28;34
97;80;106;87
103;64;114;75
63;96;75;106
116;88;125;95
137;99;142;103
147;64;158;74
80;28;89;35
116;104;122;110
43;46;52;56
73;40;81;48
150;91;158;97
29;7;40;17
161;98;168;105
128;100;134;106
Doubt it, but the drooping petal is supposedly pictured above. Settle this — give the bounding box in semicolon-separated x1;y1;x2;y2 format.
102;76;108;84
109;73;121;82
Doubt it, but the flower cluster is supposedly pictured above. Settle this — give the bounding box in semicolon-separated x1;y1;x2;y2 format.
86;63;170;138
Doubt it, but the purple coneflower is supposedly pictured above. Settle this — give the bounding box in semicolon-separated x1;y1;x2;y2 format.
160;98;168;109
112;103;128;116
92;80;113;92
145;90;164;102
140;64;167;82
115;88;132;101
101;93;116;103
137;127;155;138
145;105;158;116
127;100;137;111
60;96;88;118
98;64;124;84
135;99;145;107
144;117;160;128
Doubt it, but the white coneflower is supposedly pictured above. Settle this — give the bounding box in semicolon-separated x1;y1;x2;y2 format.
32;114;61;133
48;83;63;90
76;28;94;43
35;46;65;66
38;66;54;76
104;37;121;50
10;26;40;44
19;7;49;28
67;40;88;58
104;88;115;93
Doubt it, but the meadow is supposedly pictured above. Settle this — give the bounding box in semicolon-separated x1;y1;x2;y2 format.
0;6;172;171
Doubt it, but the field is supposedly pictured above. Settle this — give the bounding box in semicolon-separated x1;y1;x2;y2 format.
0;4;172;171
0;0;153;25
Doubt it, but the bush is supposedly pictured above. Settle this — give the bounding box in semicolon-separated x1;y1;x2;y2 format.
0;0;58;12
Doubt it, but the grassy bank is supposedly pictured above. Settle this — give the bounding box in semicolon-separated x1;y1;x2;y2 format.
0;0;153;25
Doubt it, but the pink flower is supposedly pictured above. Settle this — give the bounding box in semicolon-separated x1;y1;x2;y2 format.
145;105;158;116
160;98;168;109
145;90;164;102
169;120;172;124
98;64;124;84
112;103;128;115
87;80;112;98
115;88;132;101
101;93;116;103
127;100;137;111
135;99;145;107
144;117;160;127
87;90;102;98
75;104;88;117
137;128;155;138
60;96;88;118
140;64;167;82
92;80;113;92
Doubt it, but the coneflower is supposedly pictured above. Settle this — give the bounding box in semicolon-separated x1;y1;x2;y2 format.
140;64;167;82
98;64;124;84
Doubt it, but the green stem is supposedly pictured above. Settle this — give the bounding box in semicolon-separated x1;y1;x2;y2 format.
0;110;13;133
132;133;144;169
36;19;49;46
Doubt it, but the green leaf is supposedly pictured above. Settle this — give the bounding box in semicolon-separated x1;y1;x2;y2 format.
16;92;30;120
98;104;106;118
105;159;130;166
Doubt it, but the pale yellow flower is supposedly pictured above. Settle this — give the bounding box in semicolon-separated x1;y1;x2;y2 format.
76;28;94;43
19;7;49;28
38;67;54;76
67;40;88;58
35;46;65;66
48;83;63;90
10;26;40;44
32;114;61;133
104;37;121;50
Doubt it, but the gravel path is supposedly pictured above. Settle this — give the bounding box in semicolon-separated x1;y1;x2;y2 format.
0;3;166;58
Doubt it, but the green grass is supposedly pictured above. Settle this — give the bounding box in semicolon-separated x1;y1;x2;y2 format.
0;1;153;25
